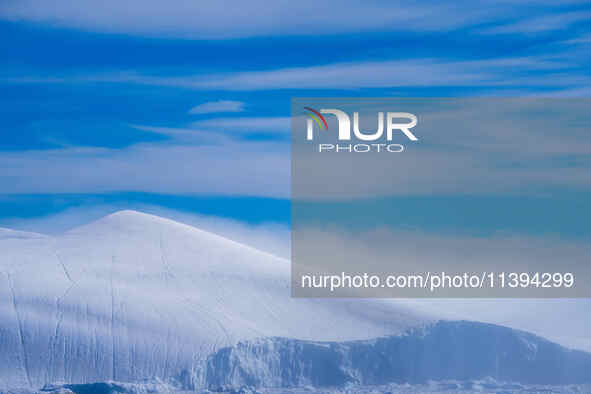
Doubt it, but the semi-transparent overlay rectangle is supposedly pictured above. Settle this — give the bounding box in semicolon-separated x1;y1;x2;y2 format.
291;98;591;297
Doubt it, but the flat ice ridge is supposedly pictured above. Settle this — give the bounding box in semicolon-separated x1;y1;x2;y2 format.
206;321;591;389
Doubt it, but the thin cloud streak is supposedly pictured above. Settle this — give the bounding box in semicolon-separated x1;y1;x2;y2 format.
3;55;587;92
481;11;591;34
0;142;290;197
0;0;519;39
2;100;591;198
190;117;290;133
131;125;235;144
188;100;245;114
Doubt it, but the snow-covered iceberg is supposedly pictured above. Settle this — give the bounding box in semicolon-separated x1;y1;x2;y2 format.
1;211;590;392
0;210;427;390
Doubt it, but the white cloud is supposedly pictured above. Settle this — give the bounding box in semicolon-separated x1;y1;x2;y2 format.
5;55;585;91
482;11;591;34
188;100;245;114
0;0;509;39
0;142;290;197
182;56;580;91
544;86;591;97
2;100;591;199
190;117;290;133
563;33;591;44
3;0;586;39
131;124;234;144
292;99;591;200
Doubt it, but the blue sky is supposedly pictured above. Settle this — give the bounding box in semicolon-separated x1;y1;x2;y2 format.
0;0;590;236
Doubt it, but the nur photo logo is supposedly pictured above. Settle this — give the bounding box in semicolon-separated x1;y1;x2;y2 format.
303;107;419;153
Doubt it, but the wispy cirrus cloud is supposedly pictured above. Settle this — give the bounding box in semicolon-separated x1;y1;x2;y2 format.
481;11;591;34
3;55;587;93
0;0;521;39
130;125;234;144
188;100;245;114
3;99;591;199
190;117;290;133
563;33;591;44
2;0;587;40
183;57;580;90
0;142;289;197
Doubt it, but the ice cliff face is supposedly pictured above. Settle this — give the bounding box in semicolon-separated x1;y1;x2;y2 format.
205;320;591;389
0;210;428;390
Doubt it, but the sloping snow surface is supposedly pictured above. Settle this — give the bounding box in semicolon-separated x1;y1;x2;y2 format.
0;211;428;390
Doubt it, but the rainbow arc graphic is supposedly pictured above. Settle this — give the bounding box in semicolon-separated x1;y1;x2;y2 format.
304;107;328;130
